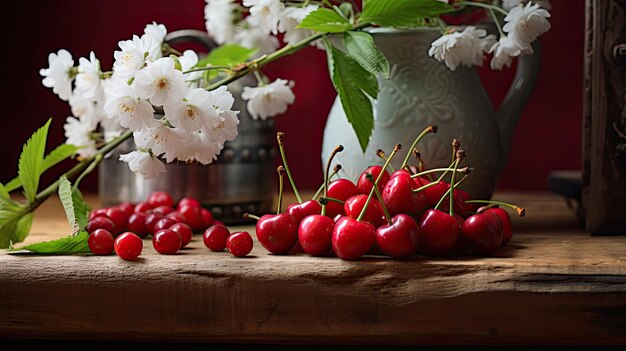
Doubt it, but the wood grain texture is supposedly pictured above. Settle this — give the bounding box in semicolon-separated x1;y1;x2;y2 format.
1;192;625;345
583;0;626;234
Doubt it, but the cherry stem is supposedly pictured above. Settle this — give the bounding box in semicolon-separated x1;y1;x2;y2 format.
324;197;345;205
476;203;499;214
413;148;434;182
410;167;470;179
243;213;261;221
465;200;526;217
412;160;457;193
276;166;285;214
448;158;461;216
276;132;303;204
358;144;401;222
376;149;396;172
366;173;392;225
322;145;344;217
451;139;461;164
401;125;437;169
434;173;470;210
312;164;341;200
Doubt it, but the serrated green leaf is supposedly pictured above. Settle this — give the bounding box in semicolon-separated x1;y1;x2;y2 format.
18;119;51;203
58;176;90;235
9;231;90;254
5;143;78;192
297;7;352;33
326;43;377;152
72;187;90;232
360;0;453;27
344;31;390;79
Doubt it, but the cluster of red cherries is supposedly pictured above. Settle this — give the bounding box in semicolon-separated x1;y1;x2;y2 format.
85;192;254;260
244;129;525;260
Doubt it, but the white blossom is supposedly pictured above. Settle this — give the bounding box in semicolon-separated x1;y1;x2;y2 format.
133;123;183;160
144;22;167;44
278;5;320;47
64;116;97;158
503;2;551;53
428;27;494;71
134;57;187;106
178;50;202;82
69;90;101;127
489;36;523;70
243;0;283;35
206;86;240;143
113;35;161;79
164;88;218;131
242;79;295;120
235;19;280;55
40;49;75;101
204;0;238;44
103;78;156;131
75;52;104;103
119;150;166;179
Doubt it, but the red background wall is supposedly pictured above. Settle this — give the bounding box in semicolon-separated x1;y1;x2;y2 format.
0;0;584;193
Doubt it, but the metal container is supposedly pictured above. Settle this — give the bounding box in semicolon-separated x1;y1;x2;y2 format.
98;31;276;224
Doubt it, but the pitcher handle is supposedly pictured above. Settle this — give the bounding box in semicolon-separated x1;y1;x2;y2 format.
164;29;217;51
496;40;541;170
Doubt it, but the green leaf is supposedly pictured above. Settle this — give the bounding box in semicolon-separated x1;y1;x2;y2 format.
339;2;354;19
0;183;9;202
0;216;19;249
196;44;257;68
5;143;78;192
9;231;90;254
326;43;378;152
297;7;353;33
13;213;34;243
58;175;90;235
343;31;390;79
360;0;454;27
18;119;52;202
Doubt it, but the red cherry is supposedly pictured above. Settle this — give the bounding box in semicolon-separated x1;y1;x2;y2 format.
152;205;175;216
422;181;448;209
105;207;129;233
144;212;165;234
114;232;143;260
169;223;193;248
376;214;420;258
356;165;390;195
326;179;359;218
117;202;135;217
89;208;107;220
255;213;298;254
437;188;469;218
200;208;214;229
85;216;116;235
485;207;513;244
153;217;177;233
298;214;334;256
203;225;230;251
343;195;385;227
286;200;321;223
134;202;152;214
227;231;253;257
417;209;460;257
166;211;186;223
127;213;149;238
177;197;201;210
461;211;503;256
153;229;181;254
179;204;204;231
382;173;427;216
88;229;114;255
214;220;225;226
147;191;175;208
331;216;376;260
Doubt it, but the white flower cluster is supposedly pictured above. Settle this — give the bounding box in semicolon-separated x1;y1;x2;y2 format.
40;23;241;179
429;1;551;71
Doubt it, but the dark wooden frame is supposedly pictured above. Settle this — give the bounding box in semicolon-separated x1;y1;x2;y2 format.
583;0;626;234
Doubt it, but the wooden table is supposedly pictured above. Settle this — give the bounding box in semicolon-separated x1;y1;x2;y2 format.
1;191;625;345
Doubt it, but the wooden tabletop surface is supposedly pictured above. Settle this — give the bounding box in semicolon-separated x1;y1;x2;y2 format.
1;191;625;345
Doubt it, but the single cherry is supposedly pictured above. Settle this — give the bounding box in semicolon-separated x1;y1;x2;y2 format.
417;209;460;257
153;217;178;233
105;207;129;233
134;202;152;214
286;200;321;224
203;225;230;251
147;191;174;208
169;223;193;248
153;229;181;254
461;211;503;256
382;173;427;216
343;194;385;227
466;201;525;245
144;212;165;234
177;197;201;210
486;207;513;244
114;232;143;260
356;165;389;195
200;208;214;229
227;231;253;257
166;211;186;224
179;204;204;231
127;212;149;238
89;208;107;220
152;205;175;216
88;229;115;255
326;179;359;218
85;216;116;235
117;202;135;217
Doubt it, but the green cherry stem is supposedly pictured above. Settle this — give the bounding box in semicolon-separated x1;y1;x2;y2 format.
434;172;471;210
366;173;392;225
276;166;285;214
412;148;433;181
412;160;457;193
448;158;461;216
324;197;346;205
410;167;472;179
243;213;261;221
401;125;437;169
276;132;303;203
312;164;341;200
465;200;526;217
376;149;396;172
358;144;402;222
321;145;344;217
